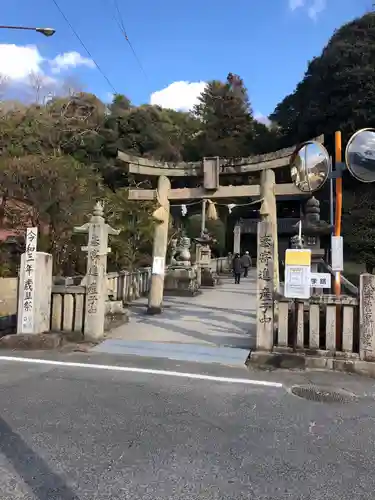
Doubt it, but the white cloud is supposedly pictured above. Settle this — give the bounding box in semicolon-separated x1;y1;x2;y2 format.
289;0;305;10
254;112;271;127
0;44;44;80
288;0;327;19
49;51;95;74
0;44;95;102
0;44;94;82
307;0;326;20
150;81;207;111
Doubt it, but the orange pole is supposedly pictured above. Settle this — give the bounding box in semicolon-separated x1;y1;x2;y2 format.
334;131;343;348
334;131;342;295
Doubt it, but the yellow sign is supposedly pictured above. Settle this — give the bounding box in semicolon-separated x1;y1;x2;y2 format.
285;249;311;266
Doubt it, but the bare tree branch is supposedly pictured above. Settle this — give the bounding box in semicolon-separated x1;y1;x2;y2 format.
0;74;9;100
28;72;54;105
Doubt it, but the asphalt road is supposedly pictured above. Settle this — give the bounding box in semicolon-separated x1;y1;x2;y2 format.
1;352;375;499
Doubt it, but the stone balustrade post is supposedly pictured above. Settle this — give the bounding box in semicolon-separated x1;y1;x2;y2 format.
359;273;375;361
233;223;241;255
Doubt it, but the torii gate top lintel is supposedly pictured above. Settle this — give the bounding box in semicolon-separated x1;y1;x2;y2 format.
120;135;324;202
117;135;324;178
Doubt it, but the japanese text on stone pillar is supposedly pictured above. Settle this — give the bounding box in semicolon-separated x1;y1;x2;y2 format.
21;227;38;333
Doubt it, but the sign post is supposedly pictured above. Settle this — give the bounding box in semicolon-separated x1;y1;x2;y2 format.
284;249;311;351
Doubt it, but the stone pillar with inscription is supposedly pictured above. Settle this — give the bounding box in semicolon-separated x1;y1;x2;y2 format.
74;202;120;341
260;169;279;292
359;274;375;361
148;175;171;314
17;250;53;334
256;221;274;351
233;222;241;255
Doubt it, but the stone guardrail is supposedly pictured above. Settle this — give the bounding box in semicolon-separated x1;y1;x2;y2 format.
210;257;231;274
106;267;152;303
50;285;86;334
50;259;230;334
51;268;152;334
276;294;359;356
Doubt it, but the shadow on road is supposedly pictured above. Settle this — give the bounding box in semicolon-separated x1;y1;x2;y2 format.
0;416;79;500
141;315;256;349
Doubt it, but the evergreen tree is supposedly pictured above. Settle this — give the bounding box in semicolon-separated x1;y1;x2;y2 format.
270;13;375;145
270;12;375;269
192;73;255;158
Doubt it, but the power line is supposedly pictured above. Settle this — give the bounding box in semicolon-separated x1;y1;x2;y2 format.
110;0;149;83
51;0;118;94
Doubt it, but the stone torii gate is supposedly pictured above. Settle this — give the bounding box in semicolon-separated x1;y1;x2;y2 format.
118;136;323;314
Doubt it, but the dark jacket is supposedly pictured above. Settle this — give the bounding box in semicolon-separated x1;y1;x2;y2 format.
241;254;252;268
232;257;242;274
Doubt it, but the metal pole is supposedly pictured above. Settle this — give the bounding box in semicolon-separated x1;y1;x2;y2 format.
334;131;343;349
201;199;206;237
329;158;334;227
0;25;55;36
293;299;298;352
0;25;34;31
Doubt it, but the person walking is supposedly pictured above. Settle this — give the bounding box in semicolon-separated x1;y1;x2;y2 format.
233;253;242;284
241;251;252;278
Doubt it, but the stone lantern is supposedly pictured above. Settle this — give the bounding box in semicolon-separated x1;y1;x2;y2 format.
294;196;333;274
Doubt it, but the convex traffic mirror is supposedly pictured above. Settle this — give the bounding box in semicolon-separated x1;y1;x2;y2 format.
345;128;375;183
290;141;331;193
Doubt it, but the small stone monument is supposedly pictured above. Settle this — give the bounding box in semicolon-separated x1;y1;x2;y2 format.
74;202;120;341
17;240;53;335
194;229;219;287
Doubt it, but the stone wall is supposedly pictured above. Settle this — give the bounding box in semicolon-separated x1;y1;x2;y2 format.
0;277;18;316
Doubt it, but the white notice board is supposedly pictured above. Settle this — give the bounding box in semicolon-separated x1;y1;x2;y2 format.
152;257;165;275
285;265;311;299
331;236;343;272
284;249;311;299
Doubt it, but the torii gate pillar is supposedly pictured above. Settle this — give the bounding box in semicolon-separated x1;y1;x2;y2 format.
260;169;279;292
147;175;171;314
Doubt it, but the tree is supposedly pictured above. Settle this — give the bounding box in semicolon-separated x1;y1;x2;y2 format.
192;73;255;158
270;13;375;146
269;12;375;269
0;74;8;100
104;102;199;163
0;154;101;274
109;93;132;115
251;120;281;154
28;71;55;105
0;92;107;165
184;214;226;256
104;187;157;271
342;179;375;272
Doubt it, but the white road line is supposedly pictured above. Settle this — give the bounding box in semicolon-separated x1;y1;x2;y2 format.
0;355;283;388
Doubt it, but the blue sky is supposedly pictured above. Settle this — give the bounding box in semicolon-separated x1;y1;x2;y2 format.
0;0;367;118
